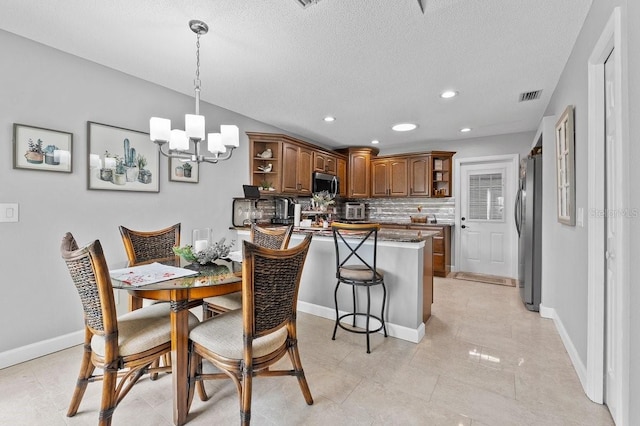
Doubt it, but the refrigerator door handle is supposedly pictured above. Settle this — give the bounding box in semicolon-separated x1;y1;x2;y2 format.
514;188;522;237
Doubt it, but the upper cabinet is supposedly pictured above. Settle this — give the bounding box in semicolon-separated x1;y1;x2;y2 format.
282;142;313;194
337;147;378;198
371;157;408;197
408;155;430;197
429;151;454;197
336;156;347;197
313;151;337;174
249;133;282;192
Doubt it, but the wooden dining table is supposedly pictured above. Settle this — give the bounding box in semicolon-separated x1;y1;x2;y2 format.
111;256;242;426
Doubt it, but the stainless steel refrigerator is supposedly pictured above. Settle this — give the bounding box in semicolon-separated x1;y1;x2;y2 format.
514;155;542;311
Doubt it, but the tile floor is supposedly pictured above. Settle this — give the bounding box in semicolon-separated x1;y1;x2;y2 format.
0;277;614;425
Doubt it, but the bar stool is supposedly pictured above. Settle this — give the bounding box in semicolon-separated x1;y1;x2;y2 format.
331;222;387;353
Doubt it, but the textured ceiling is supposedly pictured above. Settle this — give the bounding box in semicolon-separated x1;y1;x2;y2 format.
0;0;592;151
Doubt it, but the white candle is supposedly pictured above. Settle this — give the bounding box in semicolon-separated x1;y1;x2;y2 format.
57;150;71;166
193;239;208;253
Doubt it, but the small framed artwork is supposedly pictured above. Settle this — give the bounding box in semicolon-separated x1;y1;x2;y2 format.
169;157;199;183
13;123;73;173
555;105;575;226
87;121;160;192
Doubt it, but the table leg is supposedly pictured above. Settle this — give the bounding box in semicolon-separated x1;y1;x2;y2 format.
170;290;191;426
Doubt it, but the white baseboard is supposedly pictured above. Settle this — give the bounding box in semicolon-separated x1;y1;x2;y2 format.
538;304;588;391
0;330;84;369
297;301;425;343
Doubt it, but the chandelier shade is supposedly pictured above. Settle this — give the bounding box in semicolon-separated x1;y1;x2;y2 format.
149;20;239;164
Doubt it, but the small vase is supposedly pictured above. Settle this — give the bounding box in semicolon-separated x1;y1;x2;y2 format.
113;173;126;185
125;166;139;182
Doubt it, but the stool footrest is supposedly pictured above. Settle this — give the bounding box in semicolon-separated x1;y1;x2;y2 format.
336;313;385;334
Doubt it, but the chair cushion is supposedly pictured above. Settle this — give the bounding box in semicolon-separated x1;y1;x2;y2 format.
203;291;243;311
339;265;384;282
91;302;199;357
190;310;288;360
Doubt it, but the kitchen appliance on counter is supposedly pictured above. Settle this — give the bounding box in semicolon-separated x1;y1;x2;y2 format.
514;154;542;311
343;202;367;221
272;197;295;225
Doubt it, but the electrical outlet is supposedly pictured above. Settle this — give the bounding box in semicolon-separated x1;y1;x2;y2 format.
376;207;382;214
0;203;19;222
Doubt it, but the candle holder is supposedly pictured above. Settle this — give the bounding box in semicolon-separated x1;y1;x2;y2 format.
192;228;211;253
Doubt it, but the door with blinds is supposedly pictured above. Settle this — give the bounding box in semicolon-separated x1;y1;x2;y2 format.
459;163;514;277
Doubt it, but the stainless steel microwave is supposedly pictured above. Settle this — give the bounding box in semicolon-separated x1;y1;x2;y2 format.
312;172;339;197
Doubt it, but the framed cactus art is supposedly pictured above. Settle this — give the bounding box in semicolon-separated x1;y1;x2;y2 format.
87;121;160;192
13;123;73;173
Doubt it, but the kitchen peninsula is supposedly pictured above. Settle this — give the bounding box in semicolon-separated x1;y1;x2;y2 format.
235;227;436;343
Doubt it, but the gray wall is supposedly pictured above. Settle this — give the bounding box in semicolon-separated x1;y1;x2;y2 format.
541;0;639;424
0;29;285;353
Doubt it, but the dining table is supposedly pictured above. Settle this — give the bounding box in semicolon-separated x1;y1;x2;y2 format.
110;256;242;426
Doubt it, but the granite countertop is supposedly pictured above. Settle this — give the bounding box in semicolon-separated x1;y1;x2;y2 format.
293;227;437;243
376;221;454;228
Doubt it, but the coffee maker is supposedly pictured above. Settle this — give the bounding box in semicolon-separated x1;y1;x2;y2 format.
272;197;294;224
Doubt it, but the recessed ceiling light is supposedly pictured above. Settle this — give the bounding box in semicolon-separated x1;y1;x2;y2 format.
323;116;335;122
392;123;417;132
460;127;472;133
440;90;458;99
371;140;379;145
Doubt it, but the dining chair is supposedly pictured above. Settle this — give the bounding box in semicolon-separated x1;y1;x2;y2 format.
202;224;293;319
60;232;199;426
331;222;387;353
118;223;181;265
188;233;314;425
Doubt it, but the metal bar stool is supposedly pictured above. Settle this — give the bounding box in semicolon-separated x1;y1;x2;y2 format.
331;222;387;353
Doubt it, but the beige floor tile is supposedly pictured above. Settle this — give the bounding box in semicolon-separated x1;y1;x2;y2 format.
0;277;614;425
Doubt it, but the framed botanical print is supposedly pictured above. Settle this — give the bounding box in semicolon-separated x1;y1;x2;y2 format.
87;121;160;192
13;123;73;173
555;105;575;225
169;157;199;183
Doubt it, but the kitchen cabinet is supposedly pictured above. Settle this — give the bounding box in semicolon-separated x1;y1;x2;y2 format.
249;133;282;192
337;147;378;198
336;157;347;197
371;157;408;197
430;152;454;197
380;223;451;277
313;151;337;174
282;142;313;194
408;155;430;197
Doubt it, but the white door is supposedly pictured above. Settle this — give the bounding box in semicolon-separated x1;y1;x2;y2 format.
604;47;621;423
459;162;514;277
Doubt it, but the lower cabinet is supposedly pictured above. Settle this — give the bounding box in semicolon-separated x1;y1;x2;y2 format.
381;224;451;278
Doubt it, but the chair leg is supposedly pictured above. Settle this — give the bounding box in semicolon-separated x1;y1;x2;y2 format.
351;285;357;327
381;281;388;337
149;358;160;380
331;281;340;340
366;285;371;354
67;343;95;417
98;366;118;426
240;369;252;426
288;344;314;405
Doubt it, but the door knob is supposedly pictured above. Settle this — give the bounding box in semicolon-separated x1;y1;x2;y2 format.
461;225;467;229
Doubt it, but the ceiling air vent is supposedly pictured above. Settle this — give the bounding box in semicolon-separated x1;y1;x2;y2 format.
519;90;543;102
295;0;323;8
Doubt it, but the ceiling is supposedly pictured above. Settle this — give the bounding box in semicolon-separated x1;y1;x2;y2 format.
1;0;593;151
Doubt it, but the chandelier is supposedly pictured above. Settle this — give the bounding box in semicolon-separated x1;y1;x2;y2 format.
150;20;239;164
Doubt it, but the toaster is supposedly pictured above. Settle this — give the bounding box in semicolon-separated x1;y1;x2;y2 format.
344;202;366;220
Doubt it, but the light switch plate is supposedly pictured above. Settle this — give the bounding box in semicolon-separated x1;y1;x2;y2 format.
0;203;19;222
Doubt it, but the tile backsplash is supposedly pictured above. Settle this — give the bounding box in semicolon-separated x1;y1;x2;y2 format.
343;197;455;223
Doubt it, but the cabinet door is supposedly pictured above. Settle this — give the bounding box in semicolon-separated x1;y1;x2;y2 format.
281;142;300;193
349;152;371;198
371;160;389;197
314;151;337;174
409;156;430;196
298;147;313;194
389;158;408;196
337;157;347;197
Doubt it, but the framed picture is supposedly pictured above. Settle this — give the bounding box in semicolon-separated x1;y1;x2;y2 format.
169;157;199;183
555;105;575;226
87;121;159;192
13;123;73;173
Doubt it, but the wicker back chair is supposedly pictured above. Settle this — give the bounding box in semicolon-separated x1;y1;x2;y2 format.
331;222;387;353
61;232;198;426
188;234;314;425
202;224;293;319
119;223;181;264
